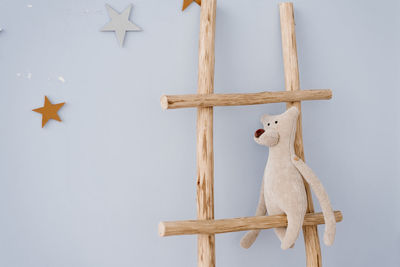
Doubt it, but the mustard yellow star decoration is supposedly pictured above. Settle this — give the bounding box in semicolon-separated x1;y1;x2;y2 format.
182;0;201;11
33;96;65;128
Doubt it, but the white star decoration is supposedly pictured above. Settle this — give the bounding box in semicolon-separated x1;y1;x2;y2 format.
101;4;141;46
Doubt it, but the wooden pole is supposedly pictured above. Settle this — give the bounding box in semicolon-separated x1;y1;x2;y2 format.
196;0;217;266
159;211;343;237
161;89;332;110
279;3;322;267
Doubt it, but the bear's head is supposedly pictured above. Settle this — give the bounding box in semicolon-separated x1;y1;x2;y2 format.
254;106;299;147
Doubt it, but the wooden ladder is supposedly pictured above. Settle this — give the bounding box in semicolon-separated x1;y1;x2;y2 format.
159;2;343;267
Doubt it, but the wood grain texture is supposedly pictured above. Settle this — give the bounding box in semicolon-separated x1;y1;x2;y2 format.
161;89;332;110
159;211;342;237
196;0;217;266
280;3;322;267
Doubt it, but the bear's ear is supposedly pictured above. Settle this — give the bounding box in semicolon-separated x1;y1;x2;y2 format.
260;114;270;124
283;106;299;118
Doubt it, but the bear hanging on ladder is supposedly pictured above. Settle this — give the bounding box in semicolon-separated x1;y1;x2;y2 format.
241;107;336;250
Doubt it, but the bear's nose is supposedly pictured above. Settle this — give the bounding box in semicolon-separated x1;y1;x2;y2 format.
255;129;265;138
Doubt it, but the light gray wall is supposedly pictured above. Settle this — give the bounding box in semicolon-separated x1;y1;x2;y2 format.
0;0;399;266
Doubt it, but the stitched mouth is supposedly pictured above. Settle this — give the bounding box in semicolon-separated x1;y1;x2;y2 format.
254;129;265;138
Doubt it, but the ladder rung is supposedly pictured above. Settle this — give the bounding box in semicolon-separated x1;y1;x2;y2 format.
161;89;332;110
159;211;342;237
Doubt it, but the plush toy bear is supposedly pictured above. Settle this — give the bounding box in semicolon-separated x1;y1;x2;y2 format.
240;107;336;250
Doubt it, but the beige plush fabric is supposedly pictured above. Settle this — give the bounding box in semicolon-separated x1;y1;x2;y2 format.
240;107;335;250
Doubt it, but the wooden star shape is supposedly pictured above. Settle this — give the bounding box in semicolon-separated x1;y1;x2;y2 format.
182;0;201;11
33;96;65;128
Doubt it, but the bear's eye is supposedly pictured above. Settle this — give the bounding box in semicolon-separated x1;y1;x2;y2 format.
267;123;270;126
275;121;278;124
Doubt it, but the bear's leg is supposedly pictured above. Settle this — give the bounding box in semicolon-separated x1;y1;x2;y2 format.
240;179;267;249
281;212;304;250
274;228;286;242
266;203;287;243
